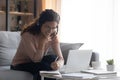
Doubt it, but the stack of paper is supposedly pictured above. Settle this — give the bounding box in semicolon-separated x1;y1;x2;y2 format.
62;73;97;79
81;70;117;75
40;71;97;80
40;70;62;79
81;70;117;78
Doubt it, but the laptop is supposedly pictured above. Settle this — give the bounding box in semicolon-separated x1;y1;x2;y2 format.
60;50;92;73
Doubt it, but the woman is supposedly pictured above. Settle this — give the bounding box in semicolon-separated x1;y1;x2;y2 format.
11;9;64;80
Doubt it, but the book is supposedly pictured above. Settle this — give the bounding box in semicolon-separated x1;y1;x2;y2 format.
81;69;117;78
81;70;117;75
40;71;97;79
40;70;62;79
62;73;97;79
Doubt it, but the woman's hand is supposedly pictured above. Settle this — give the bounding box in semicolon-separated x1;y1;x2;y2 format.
51;61;60;70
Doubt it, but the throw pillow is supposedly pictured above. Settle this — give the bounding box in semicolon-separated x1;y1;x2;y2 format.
47;42;84;64
0;31;21;66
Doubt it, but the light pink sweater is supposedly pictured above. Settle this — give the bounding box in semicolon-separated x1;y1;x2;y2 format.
12;32;59;65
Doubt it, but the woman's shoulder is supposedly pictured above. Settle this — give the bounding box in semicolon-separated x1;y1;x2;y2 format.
22;32;34;38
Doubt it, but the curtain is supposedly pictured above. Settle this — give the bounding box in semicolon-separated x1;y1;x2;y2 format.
61;0;120;71
112;0;120;71
36;0;61;17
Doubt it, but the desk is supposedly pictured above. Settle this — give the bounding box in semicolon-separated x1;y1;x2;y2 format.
60;76;120;80
99;71;120;80
40;71;120;80
95;71;120;80
99;77;120;80
40;72;97;80
40;74;61;80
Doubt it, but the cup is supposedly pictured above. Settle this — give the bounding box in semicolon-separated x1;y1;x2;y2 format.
92;61;101;69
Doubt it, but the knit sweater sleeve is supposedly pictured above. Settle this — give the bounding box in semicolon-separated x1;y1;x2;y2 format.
21;32;44;62
51;36;64;67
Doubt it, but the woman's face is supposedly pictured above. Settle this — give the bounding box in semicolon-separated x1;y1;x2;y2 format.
41;21;58;38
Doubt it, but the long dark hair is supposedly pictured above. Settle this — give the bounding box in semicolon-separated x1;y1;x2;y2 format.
21;9;60;35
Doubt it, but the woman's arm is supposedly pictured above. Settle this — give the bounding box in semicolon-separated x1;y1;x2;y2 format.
51;36;64;70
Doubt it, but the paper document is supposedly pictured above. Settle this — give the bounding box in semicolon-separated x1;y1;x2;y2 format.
40;70;61;75
81;70;117;75
62;73;97;79
40;70;62;79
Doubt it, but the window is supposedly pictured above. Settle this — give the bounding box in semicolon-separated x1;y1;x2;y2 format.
61;0;120;70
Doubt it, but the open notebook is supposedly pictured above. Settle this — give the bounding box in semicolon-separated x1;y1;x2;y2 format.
60;50;92;73
40;70;62;79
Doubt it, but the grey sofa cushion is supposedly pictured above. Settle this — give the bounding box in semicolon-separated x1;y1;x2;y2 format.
47;43;84;64
0;31;21;66
0;70;33;80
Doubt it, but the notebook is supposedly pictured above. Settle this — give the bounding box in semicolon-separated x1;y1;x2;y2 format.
40;70;62;79
60;50;92;73
81;70;117;78
81;69;117;75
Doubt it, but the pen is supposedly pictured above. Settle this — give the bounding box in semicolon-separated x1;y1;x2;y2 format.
55;57;58;61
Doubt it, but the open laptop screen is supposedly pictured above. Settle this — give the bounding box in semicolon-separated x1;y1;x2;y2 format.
63;50;92;73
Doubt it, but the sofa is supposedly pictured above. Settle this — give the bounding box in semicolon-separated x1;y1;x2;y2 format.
0;31;99;80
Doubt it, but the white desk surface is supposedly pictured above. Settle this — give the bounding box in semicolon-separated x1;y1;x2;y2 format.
99;77;120;80
40;70;120;80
